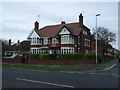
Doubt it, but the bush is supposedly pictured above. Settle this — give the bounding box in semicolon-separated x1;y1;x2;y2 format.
39;53;50;60
57;53;84;60
21;52;32;56
84;54;109;59
84;54;96;59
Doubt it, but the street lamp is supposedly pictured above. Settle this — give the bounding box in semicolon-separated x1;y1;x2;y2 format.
96;14;100;64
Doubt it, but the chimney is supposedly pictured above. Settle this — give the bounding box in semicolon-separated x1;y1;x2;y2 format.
34;21;39;30
17;40;20;46
9;39;11;46
79;13;83;27
61;21;66;24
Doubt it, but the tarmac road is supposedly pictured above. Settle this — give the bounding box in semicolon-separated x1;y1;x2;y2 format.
2;60;119;88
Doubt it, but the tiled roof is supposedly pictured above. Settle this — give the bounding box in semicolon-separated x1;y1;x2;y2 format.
9;41;30;52
35;22;90;38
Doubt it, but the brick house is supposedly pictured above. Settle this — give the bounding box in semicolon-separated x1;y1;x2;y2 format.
4;40;30;58
27;13;94;54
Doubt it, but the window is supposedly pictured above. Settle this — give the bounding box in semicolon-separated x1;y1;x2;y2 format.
85;39;90;47
43;38;50;44
39;39;42;45
83;30;87;35
85;49;89;54
61;47;74;54
52;37;58;44
31;38;42;45
61;35;74;44
78;36;80;44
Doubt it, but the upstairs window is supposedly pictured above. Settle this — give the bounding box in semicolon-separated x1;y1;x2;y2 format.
52;37;58;44
85;39;90;47
83;30;87;35
61;35;74;44
43;38;50;44
31;38;42;45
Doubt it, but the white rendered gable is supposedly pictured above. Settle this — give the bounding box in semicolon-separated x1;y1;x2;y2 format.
59;27;70;35
28;30;40;38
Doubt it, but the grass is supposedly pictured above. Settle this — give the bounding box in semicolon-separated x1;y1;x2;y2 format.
2;64;87;72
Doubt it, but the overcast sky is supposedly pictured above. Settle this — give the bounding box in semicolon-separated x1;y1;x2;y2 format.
1;2;118;49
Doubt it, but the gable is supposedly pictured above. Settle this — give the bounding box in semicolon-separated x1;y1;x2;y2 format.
28;30;40;38
58;27;70;35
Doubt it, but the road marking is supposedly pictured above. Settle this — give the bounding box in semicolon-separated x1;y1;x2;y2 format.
16;78;74;88
111;74;118;77
111;74;118;76
102;64;116;71
89;73;96;75
68;72;75;74
76;72;84;74
98;73;107;75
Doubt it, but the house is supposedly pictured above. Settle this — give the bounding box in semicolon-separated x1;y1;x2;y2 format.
112;48;120;58
4;40;30;58
27;13;94;54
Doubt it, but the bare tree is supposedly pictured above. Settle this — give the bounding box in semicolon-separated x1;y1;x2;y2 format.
92;27;116;55
92;27;116;43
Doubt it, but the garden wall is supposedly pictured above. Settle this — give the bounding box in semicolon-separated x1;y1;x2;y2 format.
2;57;113;65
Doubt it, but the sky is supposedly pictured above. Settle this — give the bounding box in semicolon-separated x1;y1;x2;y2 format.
1;2;118;49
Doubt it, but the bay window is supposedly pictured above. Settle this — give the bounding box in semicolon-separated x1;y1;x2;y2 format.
61;35;74;44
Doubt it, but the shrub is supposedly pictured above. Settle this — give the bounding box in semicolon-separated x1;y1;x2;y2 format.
39;53;50;60
57;53;84;60
31;53;39;60
84;54;109;59
97;55;108;59
84;54;96;59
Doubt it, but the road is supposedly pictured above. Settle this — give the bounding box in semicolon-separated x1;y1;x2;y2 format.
2;61;119;88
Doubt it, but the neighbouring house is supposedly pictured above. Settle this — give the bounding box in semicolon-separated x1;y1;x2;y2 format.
91;40;113;55
27;13;94;54
4;40;30;58
112;48;120;58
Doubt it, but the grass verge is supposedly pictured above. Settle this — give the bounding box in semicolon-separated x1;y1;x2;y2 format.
2;64;87;72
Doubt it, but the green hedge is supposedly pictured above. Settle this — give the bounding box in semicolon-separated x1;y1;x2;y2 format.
57;53;84;60
84;54;109;59
31;53;50;60
19;52;110;60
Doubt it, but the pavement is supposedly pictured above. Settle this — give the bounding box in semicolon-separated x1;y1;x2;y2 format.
3;59;118;72
64;59;118;71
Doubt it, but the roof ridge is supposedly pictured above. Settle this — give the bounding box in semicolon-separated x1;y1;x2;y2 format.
39;22;79;30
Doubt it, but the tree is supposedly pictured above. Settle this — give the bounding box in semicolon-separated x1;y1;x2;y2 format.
92;26;116;55
92;27;116;43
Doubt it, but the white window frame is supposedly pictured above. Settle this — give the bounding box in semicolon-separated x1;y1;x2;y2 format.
61;35;74;44
85;39;90;47
52;37;58;44
61;47;74;54
43;38;50;44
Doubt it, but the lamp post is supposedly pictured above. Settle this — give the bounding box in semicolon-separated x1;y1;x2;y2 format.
96;14;100;64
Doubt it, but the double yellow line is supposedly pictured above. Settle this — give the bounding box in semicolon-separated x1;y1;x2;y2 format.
101;64;116;71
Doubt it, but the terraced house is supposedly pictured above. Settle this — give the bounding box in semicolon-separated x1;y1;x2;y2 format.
27;13;94;54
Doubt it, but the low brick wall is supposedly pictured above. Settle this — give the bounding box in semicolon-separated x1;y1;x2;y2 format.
29;59;96;65
2;58;113;65
3;59;21;64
